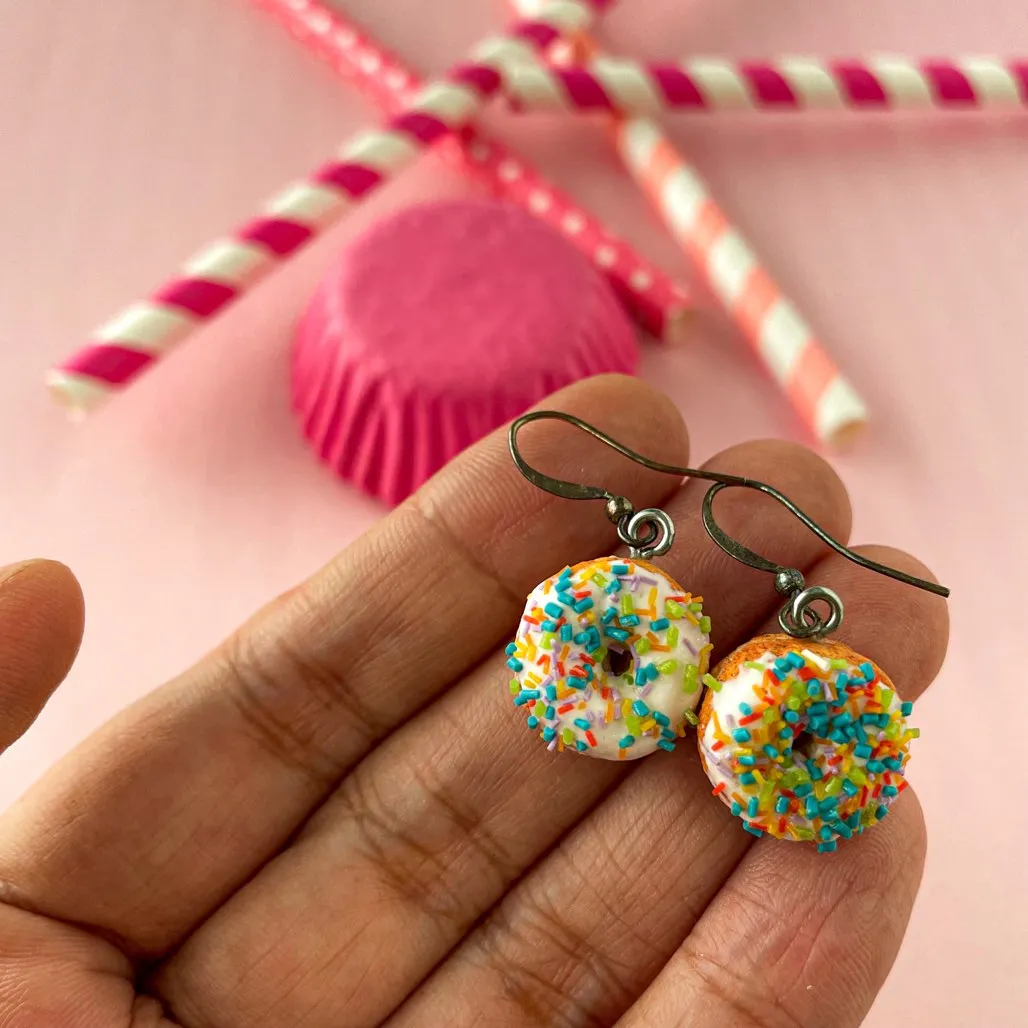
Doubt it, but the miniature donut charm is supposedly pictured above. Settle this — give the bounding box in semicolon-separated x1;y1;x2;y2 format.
507;557;711;759
697;634;917;851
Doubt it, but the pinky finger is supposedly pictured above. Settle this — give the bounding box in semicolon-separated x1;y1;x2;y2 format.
618;773;927;1028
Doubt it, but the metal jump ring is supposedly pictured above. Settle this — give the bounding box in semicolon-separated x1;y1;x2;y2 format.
617;508;676;560
778;585;844;640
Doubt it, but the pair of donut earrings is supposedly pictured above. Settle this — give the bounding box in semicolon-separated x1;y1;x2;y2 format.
505;411;949;853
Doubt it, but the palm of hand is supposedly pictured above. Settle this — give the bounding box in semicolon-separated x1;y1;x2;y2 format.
0;378;947;1028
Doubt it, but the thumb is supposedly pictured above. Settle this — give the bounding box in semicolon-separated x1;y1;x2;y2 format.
0;560;84;753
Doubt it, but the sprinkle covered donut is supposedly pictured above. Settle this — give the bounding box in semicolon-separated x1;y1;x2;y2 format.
507;557;711;760
698;634;918;852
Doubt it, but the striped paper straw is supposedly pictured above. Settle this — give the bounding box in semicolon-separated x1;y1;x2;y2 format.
509;54;1028;115
615;119;867;444
46;0;615;413
251;0;692;343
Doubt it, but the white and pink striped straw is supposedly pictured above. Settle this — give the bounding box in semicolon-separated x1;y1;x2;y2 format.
251;0;692;344
46;0;616;413
508;54;1028;115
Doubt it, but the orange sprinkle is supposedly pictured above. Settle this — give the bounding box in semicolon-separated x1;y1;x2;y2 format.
713;782;726;795
605;700;615;722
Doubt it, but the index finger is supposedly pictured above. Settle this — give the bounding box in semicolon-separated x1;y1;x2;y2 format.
0;375;690;958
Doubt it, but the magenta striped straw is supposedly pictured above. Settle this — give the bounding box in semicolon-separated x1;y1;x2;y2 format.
46;0;616;413
508;54;1028;115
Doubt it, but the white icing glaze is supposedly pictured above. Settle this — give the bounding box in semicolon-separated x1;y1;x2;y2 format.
509;557;709;760
699;645;915;848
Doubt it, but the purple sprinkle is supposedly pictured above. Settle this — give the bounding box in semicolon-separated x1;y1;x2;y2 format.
546;738;558;751
637;575;659;586
639;682;654;698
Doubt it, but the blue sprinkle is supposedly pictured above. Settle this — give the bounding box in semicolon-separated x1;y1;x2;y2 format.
855;722;868;744
573;631;589;644
775;796;790;814
771;666;787;681
762;743;780;759
542;726;556;742
737;755;756;766
513;694;530;707
575;740;588;752
901;701;914;716
612;563;629;574
521;689;540;701
545;686;557;702
819;797;839;815
605;627;630;642
620;614;640;627
860;661;875;681
560;625;573;642
817;840;837;853
847;811;862;829
526;715;539;729
842;779;859;796
545;705;555;718
820;825;835;841
808;702;828;716
882;784;899;798
605;579;621;594
650;618;670;631
829;730;848;745
540;620;557;633
661;728;676;741
806;681;822;698
747;796;760;817
544;602;565;619
784;709;800;724
573;718;591;730
506;657;523;672
875;804;889;820
884;757;903;771
657;739;676;752
731;801;742;816
774;658;791;674
833;820;853;840
739;702;753;716
654;711;671;727
779;728;793;740
836;672;850;689
854;744;873;760
740;771;757;786
557;566;573;580
632;700;649;716
601;608;616;624
795;782;813;798
618;735;635;749
805;796;819;819
573;597;594;613
743;823;765;837
787;652;805;668
505;642;517;656
878;713;891;728
866;760;886;774
733;728;751;743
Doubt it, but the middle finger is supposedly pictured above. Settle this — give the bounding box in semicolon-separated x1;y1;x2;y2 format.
156;440;852;1028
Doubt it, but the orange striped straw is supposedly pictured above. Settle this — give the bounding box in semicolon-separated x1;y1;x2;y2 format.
612;118;867;445
537;15;868;445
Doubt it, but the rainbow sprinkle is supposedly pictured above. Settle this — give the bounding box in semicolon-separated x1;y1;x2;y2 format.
700;645;917;849
508;557;711;759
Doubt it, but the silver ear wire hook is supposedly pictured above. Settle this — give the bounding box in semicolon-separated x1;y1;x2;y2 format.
509;410;949;640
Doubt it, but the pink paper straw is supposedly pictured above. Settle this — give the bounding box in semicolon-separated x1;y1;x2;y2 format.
46;0;615;413
509;54;1028;115
251;0;692;344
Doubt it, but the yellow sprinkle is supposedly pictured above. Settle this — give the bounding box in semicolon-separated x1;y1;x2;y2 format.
640;718;657;733
605;700;615;722
699;644;713;676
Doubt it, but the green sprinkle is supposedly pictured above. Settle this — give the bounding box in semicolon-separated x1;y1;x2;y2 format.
762;707;777;724
591;572;607;587
824;775;844;796
665;599;684;619
625;715;642;736
688;602;703;613
744;660;765;671
879;688;895;709
509;679;520;696
666;625;679;648
533;700;546;717
620;594;635;617
702;673;721;693
779;768;804;790
793;827;815;842
830;658;848;670
683;709;699;726
657;659;678;675
683;664;699;693
786;696;802;711
635;637;652;656
699;615;712;634
561;727;574;745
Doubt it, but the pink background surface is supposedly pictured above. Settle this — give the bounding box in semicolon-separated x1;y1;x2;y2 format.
1;0;1025;1023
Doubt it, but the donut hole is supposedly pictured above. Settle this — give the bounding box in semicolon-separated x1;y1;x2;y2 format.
792;730;815;760
603;645;633;679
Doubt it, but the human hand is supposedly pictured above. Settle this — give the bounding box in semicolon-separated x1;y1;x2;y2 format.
0;376;948;1027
